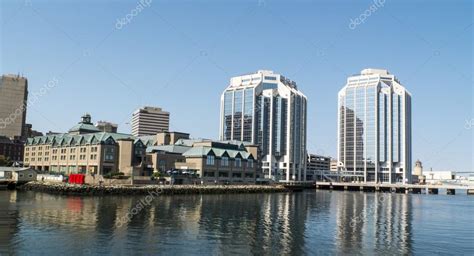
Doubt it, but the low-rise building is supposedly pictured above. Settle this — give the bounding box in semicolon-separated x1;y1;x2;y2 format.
424;171;456;182
146;139;258;184
330;159;338;171
145;144;189;176
307;154;331;171
178;140;257;184
0;167;36;182
24;114;146;176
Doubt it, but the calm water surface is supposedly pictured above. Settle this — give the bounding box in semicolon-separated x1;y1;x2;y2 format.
0;190;473;255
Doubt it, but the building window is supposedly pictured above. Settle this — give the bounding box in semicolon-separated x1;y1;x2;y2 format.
105;147;115;161
247;160;253;168
235;158;241;167
206;155;215;165
204;171;215;177
221;157;229;166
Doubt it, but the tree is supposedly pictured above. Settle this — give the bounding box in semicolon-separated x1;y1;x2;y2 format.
0;155;6;166
0;155;12;167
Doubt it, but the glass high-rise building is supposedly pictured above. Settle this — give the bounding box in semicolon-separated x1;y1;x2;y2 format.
219;70;307;181
337;69;412;184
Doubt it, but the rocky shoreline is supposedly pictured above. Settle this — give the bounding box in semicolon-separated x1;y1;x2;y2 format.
18;181;289;196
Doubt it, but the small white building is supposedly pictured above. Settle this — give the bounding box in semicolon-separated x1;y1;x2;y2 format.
424;171;455;181
0;167;37;182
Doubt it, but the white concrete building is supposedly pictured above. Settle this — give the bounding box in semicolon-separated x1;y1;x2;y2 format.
131;106;169;137
337;69;412;184
219;70;307;182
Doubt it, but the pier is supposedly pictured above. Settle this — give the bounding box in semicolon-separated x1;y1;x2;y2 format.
281;181;316;191
316;182;474;195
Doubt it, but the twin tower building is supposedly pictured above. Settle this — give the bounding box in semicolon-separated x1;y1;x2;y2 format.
219;69;412;184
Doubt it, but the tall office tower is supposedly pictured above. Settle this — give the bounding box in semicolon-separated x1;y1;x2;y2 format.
131;106;169;137
0;74;28;140
219;70;307;182
337;69;412;184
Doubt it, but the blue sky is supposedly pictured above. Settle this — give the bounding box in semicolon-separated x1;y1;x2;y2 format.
1;0;472;172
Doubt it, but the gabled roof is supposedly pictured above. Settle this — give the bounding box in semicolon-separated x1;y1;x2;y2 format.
25;132;135;146
182;146;253;159
138;135;157;146
182;146;213;157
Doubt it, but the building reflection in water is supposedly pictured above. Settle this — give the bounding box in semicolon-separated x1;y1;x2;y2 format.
335;191;413;255
0;190;415;255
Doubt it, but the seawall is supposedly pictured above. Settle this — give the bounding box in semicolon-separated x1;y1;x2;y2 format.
18;182;289;196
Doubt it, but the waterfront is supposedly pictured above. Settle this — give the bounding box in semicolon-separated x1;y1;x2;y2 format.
0;190;473;255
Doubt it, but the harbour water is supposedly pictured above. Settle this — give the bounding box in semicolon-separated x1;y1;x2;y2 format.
0;190;473;255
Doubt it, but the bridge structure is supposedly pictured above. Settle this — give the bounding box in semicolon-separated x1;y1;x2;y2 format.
315;181;474;195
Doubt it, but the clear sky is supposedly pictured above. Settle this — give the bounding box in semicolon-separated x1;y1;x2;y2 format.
1;0;472;173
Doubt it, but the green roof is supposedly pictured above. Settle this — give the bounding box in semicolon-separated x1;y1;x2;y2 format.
137;135;157;146
26;132;135;146
182;146;253;159
146;145;191;154
68;123;101;133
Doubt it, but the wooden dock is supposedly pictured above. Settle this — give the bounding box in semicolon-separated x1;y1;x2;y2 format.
316;182;474;195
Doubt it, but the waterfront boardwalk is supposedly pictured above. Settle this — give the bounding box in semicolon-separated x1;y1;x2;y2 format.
316;181;474;195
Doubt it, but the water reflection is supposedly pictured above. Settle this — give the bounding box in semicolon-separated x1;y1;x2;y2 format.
0;190;472;255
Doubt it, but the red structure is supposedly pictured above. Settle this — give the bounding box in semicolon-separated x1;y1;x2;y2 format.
68;174;85;185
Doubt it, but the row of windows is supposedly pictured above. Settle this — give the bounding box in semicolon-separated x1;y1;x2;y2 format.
203;171;254;178
26;146;50;151
27;146;98;152
206;155;253;167
27;154;99;162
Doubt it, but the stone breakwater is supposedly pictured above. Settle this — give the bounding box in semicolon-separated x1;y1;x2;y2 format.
19;182;289;196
